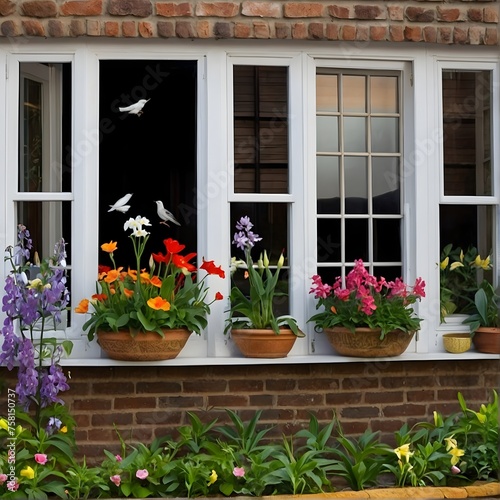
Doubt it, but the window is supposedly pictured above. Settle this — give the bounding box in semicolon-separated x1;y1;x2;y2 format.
315;70;403;284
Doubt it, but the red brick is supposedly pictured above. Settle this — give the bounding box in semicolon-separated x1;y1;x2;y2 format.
156;2;192;17
325;23;339;40
104;21;119;36
48;19;66;36
328;5;350;19
292;21;307;38
484;6;498;23
341;24;356;40
235;21;251;38
73;398;112;411
135;411;182;425
308;21;324;39
404;25;423;42
92;382;135;395
208;395;249;406
22;19;45;36
92;413;133;426
467;8;482;22
354;5;386;20
277;393;324;407
108;0;152;17
242;2;280;19
253;20;269;38
485;27;497;45
139;21;154;37
183;379;227;392
176;20;197;37
284;3;323;18
249;394;275;406
370;26;387;41
69;18;86;35
342;377;377;390
86;19;100;35
366;391;403;404
342;405;380;419
122;20;137;36
298;378;338;391
197;19;210;37
266;379;296;391
114;397;156;409
157;20;174;37
371;419;405;433
21;1;57;17
423;26;437;43
0;0;16;16
326;391;362;405
61;0;102;16
406;7;435;23
275;21;289;38
383;404;427;417
388;5;403;21
437;7;463;23
229;379;264;392
158;396;204;407
453;27;468;44
196;2;239;17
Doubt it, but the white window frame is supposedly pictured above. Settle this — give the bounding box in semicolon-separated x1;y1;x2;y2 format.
0;40;498;364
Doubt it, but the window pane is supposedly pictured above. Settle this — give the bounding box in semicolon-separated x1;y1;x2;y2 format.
234;66;289;194
345;157;367;213
317;156;340;214
19;63;72;193
343;75;366;113
370;76;398;113
442;70;492;196
372;157;400;214
230;203;290;316
371;117;398;153
373;219;401;261
316;116;338;152
316;74;338;112
345;219;368;262
344;117;366;152
317;219;341;262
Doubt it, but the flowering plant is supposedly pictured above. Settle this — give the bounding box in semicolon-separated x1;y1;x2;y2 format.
225;216;302;336
76;215;225;340
0;224;72;417
439;244;493;321
309;260;426;339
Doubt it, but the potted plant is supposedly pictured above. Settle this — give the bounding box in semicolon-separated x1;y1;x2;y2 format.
462;280;500;354
308;260;426;357
75;214;225;361
439;244;492;322
225;216;304;358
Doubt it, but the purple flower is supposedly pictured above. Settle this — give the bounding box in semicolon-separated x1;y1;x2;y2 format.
232;217;262;251
0;319;19;370
39;364;70;407
53;238;67;267
236;216;253;231
46;417;62;435
16;339;38;410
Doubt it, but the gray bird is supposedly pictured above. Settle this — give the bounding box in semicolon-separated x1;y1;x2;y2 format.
155;200;180;226
108;193;133;213
119;99;150;116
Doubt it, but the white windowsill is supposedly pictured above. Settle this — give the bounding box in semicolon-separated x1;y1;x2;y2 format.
60;351;499;367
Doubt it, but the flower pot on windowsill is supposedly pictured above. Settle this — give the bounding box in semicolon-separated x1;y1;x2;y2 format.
324;327;415;357
231;328;298;358
97;328;191;361
472;327;500;354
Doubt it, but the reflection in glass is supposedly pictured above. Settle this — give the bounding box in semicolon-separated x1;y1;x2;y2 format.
316;116;338;152
373;219;401;261
317;219;341;262
317;157;340;214
345;157;367;212
345;219;368;261
371;76;398;113
372;157;400;214
344;117;366;152
316;74;338;112
371;117;399;153
343;75;366;113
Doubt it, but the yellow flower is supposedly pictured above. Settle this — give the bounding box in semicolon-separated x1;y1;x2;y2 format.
473;255;491;270
394;444;413;463
475;411;486;424
21;466;35;479
0;418;8;431
445;436;458;451
60;426;68;433
449;261;464;271
449;447;465;466
147;297;171;311
207;469;217;486
440;257;449;270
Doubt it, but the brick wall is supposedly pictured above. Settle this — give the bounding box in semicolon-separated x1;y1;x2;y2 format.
0;0;497;44
1;360;498;462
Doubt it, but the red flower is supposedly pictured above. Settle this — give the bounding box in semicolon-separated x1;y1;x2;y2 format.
172;253;197;273
200;258;225;279
164;238;185;255
215;292;223;301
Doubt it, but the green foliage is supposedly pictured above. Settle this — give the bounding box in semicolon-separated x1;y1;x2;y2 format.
463;281;500;332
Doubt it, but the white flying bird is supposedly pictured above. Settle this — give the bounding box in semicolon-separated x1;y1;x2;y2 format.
155;200;180;226
118;99;150;116
108;193;133;213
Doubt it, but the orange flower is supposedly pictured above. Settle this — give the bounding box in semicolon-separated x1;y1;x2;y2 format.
147;297;171;311
92;293;108;302
75;299;89;313
150;276;162;288
127;268;138;281
104;268;122;284
123;288;134;298
101;241;117;253
330;305;337;314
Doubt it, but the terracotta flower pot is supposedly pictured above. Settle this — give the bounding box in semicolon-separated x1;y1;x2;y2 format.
324;326;415;357
472;327;500;354
97;328;191;361
231;328;297;358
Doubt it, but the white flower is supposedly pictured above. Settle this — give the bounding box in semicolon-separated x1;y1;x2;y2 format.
133;228;149;238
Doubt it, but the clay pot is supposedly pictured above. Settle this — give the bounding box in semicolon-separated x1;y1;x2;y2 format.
231;328;297;358
472;327;500;354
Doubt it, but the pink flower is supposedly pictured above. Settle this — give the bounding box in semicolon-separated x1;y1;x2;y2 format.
413;277;426;298
7;480;19;491
110;474;121;486
451;465;461;475
309;275;332;299
115;454;122;462
360;295;376;315
0;473;7;484
136;469;149;480
34;453;48;465
233;467;245;477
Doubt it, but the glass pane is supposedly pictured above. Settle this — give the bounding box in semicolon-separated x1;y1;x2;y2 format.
317;156;340;214
316;116;338;152
17;201;72;267
343;75;366;113
344;117;366;152
314;266;341;287
371;117;399;153
442;70;492;196
316;74;338;112
370;76;398;113
345;219;368;262
373;219;401;261
345;157;367;213
233;65;289;194
19;63;71;193
317;219;341;262
230;203;290;316
372;157;400;214
373;266;403;283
